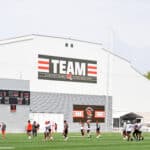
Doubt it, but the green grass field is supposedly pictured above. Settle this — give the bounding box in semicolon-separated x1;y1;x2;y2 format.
0;132;150;150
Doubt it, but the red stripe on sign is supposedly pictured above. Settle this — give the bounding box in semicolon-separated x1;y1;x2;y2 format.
87;66;97;69
88;71;97;74
38;60;49;64
38;66;49;70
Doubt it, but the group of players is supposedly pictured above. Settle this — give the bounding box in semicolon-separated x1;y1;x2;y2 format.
26;119;101;141
43;120;68;141
26;120;67;141
26;120;40;139
43;120;101;141
122;119;144;141
80;120;101;138
2;119;144;142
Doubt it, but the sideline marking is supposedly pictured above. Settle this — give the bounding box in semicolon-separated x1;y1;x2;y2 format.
0;147;15;149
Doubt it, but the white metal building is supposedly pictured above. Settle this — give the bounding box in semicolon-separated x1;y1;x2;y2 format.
0;34;150;132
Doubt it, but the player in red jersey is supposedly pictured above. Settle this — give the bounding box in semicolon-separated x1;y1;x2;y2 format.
26;120;32;139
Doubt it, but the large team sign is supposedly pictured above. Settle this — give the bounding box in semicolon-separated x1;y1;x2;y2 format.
38;54;97;83
73;105;105;123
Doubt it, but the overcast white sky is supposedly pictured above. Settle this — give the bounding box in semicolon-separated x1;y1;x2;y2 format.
0;0;150;74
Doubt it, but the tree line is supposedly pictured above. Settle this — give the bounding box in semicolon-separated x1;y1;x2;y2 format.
144;71;150;80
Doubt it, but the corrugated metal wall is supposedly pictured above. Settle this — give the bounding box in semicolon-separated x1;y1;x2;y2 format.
30;92;112;132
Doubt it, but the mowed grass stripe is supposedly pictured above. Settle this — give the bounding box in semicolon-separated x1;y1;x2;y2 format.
0;133;150;150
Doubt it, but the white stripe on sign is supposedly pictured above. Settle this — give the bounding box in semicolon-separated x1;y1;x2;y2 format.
87;63;97;67
87;74;97;77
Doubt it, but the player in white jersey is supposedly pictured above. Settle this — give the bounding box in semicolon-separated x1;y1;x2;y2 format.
125;121;133;141
44;121;53;141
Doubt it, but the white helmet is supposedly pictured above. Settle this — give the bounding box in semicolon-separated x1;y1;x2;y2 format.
127;120;130;124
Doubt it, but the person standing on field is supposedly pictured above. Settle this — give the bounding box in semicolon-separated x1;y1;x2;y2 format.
32;121;38;137
96;120;101;138
26;120;32;139
86;120;91;138
54;123;57;133
63;120;69;141
0;122;6;139
80;121;85;136
122;122;127;140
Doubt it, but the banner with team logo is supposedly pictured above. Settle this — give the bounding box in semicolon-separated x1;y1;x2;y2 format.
38;54;97;83
73;105;105;123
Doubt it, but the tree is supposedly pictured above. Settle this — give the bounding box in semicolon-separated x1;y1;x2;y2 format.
144;71;150;80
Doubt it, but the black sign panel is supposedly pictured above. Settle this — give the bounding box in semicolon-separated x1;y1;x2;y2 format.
38;54;97;83
73;105;105;123
0;90;30;105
